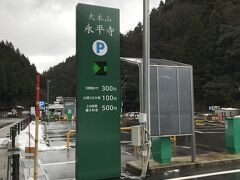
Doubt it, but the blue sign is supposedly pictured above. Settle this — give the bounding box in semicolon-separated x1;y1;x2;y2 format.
39;101;45;109
92;40;108;56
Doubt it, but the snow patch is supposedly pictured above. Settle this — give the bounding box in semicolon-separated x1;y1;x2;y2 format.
121;172;141;179
15;121;66;151
0;138;10;146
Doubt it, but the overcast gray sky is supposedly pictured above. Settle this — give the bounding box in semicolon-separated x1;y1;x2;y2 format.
0;0;161;73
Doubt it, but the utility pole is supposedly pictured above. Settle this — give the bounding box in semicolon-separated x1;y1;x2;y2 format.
34;74;40;180
143;0;151;133
47;80;51;121
140;0;151;178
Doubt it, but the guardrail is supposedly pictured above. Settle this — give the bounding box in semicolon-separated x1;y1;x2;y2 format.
8;116;32;180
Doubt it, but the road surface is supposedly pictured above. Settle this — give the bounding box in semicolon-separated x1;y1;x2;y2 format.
0;118;23;138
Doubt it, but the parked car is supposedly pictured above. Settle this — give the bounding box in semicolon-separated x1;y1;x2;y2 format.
53;111;62;119
53;111;61;116
124;112;132;117
124;112;140;118
22;111;30;115
129;112;140;118
7;109;17;118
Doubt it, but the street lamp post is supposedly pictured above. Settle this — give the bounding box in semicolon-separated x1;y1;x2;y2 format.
143;0;150;134
47;80;51;121
141;0;151;178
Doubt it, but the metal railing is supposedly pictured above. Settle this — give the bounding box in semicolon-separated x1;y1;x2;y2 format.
8;116;32;180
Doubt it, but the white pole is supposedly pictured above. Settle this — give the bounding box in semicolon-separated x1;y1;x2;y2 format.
141;0;151;178
47;80;51;122
143;0;151;138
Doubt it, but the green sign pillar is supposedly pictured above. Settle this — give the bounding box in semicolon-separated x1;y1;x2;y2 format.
76;3;120;179
67;109;72;121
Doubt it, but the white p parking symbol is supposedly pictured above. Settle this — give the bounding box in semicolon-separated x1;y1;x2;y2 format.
92;40;108;56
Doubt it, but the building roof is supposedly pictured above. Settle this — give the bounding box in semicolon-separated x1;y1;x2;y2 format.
120;57;190;66
49;104;63;110
221;108;239;111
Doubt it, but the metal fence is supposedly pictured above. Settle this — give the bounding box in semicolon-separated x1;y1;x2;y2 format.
0;111;7;118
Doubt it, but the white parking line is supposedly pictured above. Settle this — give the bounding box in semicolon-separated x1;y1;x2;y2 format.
203;132;224;134
42;161;75;166
195;131;204;134
166;169;240;180
195;131;224;134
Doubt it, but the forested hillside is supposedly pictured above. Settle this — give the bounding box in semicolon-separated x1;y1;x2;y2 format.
44;0;240;111
4;0;239;111
0;41;36;109
41;56;76;103
121;0;240;110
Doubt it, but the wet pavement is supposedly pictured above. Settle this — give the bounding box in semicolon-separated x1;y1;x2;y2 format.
35;121;236;180
1;120;240;179
40;149;75;180
0;139;9;180
0;118;23;129
18;120;141;180
39;120;139;180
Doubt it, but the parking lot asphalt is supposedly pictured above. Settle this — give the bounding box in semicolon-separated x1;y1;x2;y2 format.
2;119;240;179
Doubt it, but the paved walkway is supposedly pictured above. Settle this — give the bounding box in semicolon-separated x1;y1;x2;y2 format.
1;120;138;179
0;139;9;180
19;121;75;180
127;152;240;174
